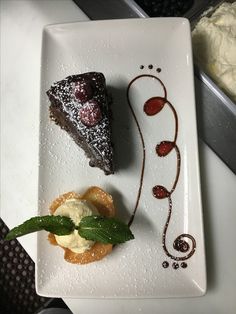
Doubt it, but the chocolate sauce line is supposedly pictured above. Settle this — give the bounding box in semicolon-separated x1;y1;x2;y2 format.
170;145;181;194
129;74;167;99
165;99;180;195
126;74;167;227
161;102;196;261
126;72;196;263
162;196;196;261
166;100;178;144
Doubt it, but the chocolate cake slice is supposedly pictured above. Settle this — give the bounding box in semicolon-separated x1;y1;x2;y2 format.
47;72;114;175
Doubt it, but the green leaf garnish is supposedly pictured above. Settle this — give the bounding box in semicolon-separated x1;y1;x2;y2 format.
5;215;135;245
5;216;75;240
77;215;134;244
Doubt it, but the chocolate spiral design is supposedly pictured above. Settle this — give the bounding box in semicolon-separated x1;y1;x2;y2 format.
126;72;196;264
162;196;196;261
126;74;167;227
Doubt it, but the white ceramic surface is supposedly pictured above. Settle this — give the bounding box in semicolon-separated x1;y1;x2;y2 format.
2;1;236;313
36;18;206;298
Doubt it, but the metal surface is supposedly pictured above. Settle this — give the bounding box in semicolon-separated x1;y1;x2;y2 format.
190;0;236;174
73;0;146;19
132;0;220;19
73;0;236;174
195;69;236;174
73;0;222;20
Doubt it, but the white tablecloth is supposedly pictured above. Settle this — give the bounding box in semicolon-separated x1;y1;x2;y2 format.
1;0;236;313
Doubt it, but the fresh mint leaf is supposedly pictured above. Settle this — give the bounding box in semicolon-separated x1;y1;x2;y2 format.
77;215;134;244
5;216;75;240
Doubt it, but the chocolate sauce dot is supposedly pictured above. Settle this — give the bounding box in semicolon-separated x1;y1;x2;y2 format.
162;261;169;268
172;262;179;269
148;64;153;69
156;68;161;73
140;65;144;69
181;262;188;268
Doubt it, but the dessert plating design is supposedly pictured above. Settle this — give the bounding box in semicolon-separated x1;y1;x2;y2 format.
127;66;196;269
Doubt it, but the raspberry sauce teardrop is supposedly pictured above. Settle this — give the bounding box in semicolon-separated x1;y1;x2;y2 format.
156;141;175;157
143;97;166;116
152;185;170;199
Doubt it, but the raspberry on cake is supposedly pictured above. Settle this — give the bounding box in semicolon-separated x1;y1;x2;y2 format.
47;72;114;175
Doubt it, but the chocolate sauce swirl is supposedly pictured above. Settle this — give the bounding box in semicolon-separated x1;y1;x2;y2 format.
126;74;167;227
126;72;196;265
162;196;196;261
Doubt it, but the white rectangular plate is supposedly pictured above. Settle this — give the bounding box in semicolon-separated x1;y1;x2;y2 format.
37;18;206;298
